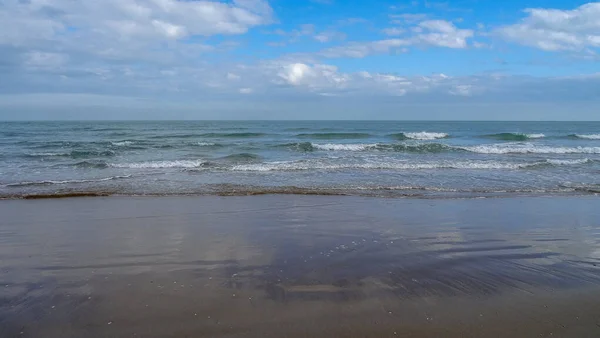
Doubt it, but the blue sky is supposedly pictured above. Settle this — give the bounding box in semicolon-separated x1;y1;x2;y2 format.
0;0;599;120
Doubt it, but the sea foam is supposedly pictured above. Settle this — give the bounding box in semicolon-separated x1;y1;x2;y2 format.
231;160;544;172
461;144;600;154
311;143;378;151
110;160;207;169
574;134;600;140
403;132;449;140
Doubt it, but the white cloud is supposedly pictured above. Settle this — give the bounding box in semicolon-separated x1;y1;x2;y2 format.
0;0;274;47
320;20;472;58
278;63;313;85
0;0;598;113
0;0;274;87
414;20;473;48
497;2;600;51
381;27;405;36
253;61;479;97
151;20;187;39
275;63;349;90
4;54;600;113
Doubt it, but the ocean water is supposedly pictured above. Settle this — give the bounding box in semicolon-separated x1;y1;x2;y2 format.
1;121;599;198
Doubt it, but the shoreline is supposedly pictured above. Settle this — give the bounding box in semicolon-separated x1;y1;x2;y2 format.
1;187;598;200
2;195;600;337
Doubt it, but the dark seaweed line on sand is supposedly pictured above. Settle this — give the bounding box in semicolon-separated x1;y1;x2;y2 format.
3;186;599;200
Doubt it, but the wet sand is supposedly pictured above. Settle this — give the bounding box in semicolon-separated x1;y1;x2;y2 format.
1;195;600;337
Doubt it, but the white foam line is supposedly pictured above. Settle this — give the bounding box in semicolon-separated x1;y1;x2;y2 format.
312;143;378;151
111;141;134;146
231;160;536;172
461;144;600;154
404;132;449;140
575;134;600;140
110;160;206;169
545;158;591;165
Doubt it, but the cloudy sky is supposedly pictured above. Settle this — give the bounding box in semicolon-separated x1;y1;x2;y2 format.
0;0;599;120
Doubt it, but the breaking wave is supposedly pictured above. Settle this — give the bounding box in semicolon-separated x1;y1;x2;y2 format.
570;134;600;140
460;144;600;154
68;155;594;172
312;143;379;151
195;142;220;147
111;141;135;147
389;132;449;140
282;142;600;154
229;158;593;172
484;133;545;141
544;158;592;165
281;143;454;153
110;160;209;169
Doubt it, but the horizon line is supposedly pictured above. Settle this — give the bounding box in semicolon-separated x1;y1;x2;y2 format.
1;119;600;123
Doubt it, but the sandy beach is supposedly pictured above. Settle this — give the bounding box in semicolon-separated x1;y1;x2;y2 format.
4;0;600;335
1;195;600;337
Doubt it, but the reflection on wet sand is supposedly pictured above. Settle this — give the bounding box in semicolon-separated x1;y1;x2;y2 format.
1;196;600;337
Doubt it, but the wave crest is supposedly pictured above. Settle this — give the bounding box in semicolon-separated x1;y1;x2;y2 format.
230;160;562;172
111;141;134;147
484;133;545;141
312;143;378;151
461;144;600;154
389;132;449;140
303;143;455;153
545;158;592;165
110;160;208;169
571;134;600;140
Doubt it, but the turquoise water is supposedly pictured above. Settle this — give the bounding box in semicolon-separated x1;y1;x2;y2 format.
1;121;599;198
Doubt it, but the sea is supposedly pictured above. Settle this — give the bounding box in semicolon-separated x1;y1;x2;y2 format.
1;121;599;199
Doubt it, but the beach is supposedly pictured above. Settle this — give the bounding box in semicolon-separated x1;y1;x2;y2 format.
1;195;600;337
4;0;600;335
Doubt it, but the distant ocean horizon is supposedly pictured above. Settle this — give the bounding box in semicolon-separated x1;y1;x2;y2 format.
1;120;599;199
3;119;600;122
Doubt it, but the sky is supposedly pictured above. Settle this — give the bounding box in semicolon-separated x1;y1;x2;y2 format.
0;0;599;120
